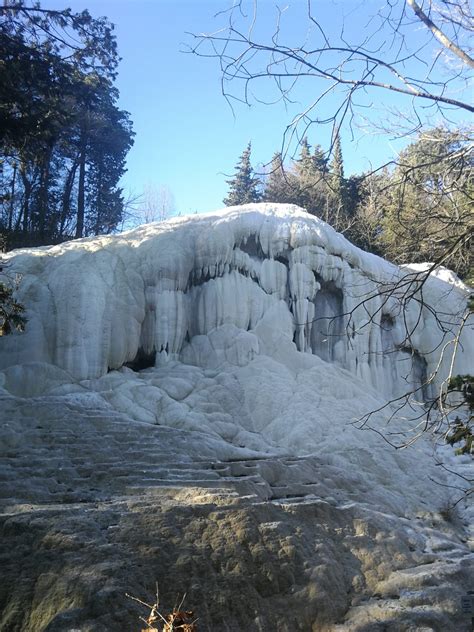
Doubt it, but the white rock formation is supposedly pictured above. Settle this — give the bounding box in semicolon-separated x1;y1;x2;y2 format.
0;204;473;630
2;204;471;391
1;203;472;501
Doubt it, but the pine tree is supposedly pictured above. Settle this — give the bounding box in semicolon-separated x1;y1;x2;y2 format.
326;132;349;230
263;152;296;203
295;137;314;177
223;142;261;206
329;132;345;201
293;138;327;216
313;145;328;172
0;261;26;336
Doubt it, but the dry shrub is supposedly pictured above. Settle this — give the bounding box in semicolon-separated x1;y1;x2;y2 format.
127;584;197;631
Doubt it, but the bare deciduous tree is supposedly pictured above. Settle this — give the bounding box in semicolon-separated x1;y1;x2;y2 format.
128;184;176;227
188;0;472;269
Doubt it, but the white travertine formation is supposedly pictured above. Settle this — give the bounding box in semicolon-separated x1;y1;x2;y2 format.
1;204;471;400
1;204;473;631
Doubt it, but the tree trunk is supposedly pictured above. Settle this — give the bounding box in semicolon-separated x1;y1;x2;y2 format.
37;142;54;238
76;127;87;238
7;162;17;232
19;163;32;234
60;158;79;237
94;160;103;235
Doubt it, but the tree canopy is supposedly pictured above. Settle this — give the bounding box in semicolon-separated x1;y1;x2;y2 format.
223;142;261;206
0;1;134;249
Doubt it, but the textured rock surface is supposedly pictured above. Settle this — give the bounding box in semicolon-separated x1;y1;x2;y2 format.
0;205;472;631
0;395;472;631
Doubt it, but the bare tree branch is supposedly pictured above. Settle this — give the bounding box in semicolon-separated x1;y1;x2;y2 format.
406;0;474;68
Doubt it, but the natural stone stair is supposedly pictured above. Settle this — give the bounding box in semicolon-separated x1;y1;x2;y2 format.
0;398;247;505
0;395;331;507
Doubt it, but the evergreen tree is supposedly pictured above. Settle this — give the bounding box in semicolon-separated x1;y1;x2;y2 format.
378;128;472;277
323;132;352;232
346;171;387;255
0;2;134;247
0;282;25;335
223;142;261;206
0;260;26;336
263;152;297;203
329;133;344;195
313;145;328;173
292;139;314;212
294;138;329;219
295;137;314;177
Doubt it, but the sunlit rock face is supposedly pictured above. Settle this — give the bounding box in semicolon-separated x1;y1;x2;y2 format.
2;204;470;399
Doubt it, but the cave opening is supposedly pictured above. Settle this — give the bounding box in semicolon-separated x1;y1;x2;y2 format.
238;234;265;259
311;281;344;363
123;348;156;372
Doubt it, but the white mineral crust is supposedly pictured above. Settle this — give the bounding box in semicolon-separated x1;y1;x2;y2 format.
1;204;473;630
1;205;472;504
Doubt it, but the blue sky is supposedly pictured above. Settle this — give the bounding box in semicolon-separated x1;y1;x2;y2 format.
47;0;471;215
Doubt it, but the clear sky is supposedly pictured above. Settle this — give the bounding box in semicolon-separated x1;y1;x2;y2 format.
47;0;472;216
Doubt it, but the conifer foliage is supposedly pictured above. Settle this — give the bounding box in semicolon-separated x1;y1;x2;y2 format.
0;281;25;336
0;1;134;249
223;142;261;206
262;136;353;234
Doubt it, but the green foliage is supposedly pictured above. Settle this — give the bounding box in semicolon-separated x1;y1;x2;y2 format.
376;128;472;277
262;136;354;234
0;279;26;335
0;2;134;247
446;375;473;456
224;142;261;206
448;374;474;406
446;419;473;455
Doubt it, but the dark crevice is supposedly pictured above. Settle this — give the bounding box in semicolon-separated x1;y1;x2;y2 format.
396;346;430;401
313;271;324;285
381;314;395;354
238;235;265;259
311;281;344;362
123;348;156;372
188;270;214;288
187;265;257;291
275;253;290;266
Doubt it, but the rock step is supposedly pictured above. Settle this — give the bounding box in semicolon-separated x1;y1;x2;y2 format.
124;479;239;494
269;484;322;499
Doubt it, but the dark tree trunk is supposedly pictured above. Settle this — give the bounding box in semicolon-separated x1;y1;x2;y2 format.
37;142;54;238
76;127;87;238
7;161;17;232
60;157;79;237
94;159;103;235
19;163;32;234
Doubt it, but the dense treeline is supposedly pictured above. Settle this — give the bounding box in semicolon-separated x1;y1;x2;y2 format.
224;130;473;279
0;2;134;250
